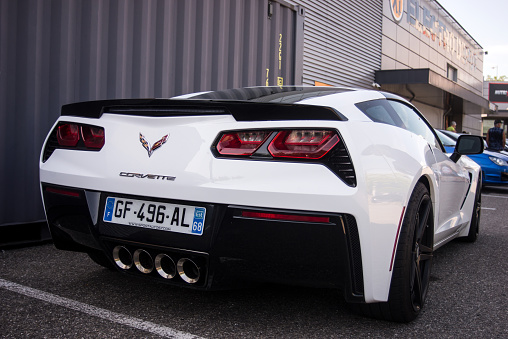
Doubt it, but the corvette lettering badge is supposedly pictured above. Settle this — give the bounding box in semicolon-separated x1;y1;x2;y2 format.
139;133;168;157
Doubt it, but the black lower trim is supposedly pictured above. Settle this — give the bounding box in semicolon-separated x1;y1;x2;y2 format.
41;184;101;252
41;183;364;300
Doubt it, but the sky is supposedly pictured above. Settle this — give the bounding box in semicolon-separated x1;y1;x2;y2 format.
437;0;508;79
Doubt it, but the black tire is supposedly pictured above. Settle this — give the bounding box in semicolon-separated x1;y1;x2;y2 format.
87;250;116;270
351;182;434;322
462;173;482;242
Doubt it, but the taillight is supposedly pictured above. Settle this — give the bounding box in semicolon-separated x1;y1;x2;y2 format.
44;122;105;162
81;125;105;149
268;130;339;159
213;128;356;187
217;131;271;155
57;123;79;146
45;186;80;198
55;122;105;149
241;211;330;223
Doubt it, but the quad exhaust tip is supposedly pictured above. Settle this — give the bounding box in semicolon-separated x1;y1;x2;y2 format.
112;246;201;284
177;258;200;284
133;249;154;274
112;246;133;270
155;254;176;279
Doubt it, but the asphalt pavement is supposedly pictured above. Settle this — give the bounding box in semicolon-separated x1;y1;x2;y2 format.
1;186;507;338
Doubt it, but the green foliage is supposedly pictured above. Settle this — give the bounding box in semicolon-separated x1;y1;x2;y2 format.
486;75;507;81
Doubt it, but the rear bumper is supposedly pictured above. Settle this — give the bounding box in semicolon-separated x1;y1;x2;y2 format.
41;183;365;302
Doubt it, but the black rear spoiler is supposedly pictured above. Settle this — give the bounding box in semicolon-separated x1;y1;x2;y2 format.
61;99;347;122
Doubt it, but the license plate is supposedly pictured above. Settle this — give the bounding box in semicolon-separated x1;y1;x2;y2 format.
103;197;206;236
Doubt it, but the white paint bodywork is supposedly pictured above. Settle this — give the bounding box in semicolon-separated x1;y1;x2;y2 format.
40;88;481;303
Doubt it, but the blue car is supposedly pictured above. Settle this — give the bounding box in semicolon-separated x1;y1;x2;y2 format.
437;129;508;186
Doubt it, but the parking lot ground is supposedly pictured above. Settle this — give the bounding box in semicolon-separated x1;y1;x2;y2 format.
1;187;507;338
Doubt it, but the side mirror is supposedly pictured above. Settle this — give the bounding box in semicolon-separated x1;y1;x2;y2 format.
450;135;484;162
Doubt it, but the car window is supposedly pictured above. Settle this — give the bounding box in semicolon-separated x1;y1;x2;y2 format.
440;129;460;140
387;100;438;147
355;100;405;128
435;130;456;146
356;99;440;149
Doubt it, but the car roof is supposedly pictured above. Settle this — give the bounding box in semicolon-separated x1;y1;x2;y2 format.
179;86;408;122
182;86;356;103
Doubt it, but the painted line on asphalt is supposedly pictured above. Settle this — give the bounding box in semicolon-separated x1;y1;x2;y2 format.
481;207;497;210
0;278;205;339
482;194;508;199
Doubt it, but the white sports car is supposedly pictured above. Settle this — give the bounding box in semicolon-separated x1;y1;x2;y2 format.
40;86;483;322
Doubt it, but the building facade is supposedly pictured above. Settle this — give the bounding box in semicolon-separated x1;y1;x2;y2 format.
377;0;489;134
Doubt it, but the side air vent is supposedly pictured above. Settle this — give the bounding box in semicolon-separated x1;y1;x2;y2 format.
42;129;59;162
343;214;363;296
325;137;357;187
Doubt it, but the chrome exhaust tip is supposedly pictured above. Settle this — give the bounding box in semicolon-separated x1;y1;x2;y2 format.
155;254;176;279
177;258;200;284
112;246;133;270
133;249;154;274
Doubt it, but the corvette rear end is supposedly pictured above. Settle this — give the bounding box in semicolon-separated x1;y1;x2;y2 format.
40;86;484;322
40;89;364;296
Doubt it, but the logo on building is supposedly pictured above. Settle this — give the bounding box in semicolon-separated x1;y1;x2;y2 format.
390;0;404;22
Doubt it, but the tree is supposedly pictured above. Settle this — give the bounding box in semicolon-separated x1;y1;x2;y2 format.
485;75;507;81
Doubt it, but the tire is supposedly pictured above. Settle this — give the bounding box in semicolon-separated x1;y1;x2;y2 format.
351;182;434;322
462;172;482;242
87;250;116;270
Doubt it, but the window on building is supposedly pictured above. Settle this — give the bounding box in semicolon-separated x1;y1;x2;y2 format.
447;64;458;82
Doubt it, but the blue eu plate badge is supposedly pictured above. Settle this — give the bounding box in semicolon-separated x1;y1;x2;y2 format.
104;197;115;222
191;207;206;235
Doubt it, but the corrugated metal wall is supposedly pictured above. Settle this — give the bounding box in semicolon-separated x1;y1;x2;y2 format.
0;0;301;226
287;0;382;88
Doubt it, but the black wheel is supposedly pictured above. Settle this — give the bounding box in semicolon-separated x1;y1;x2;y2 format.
462;173;482;242
87;250;115;270
350;182;434;322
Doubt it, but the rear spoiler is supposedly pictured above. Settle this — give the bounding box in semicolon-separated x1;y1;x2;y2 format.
61;99;347;122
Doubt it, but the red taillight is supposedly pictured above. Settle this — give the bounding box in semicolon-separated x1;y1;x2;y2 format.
217;131;272;155
81;125;105;149
268;130;339;159
57;123;79;146
241;211;330;223
45;187;80;197
55;122;104;150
